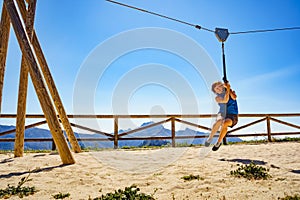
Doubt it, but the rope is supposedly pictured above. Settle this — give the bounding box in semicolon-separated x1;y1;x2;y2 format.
230;27;300;35
105;0;214;33
221;42;228;83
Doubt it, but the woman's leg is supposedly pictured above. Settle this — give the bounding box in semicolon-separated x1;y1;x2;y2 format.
217;118;233;143
207;119;223;142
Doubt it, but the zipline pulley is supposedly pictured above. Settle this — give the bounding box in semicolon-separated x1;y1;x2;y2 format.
215;28;229;42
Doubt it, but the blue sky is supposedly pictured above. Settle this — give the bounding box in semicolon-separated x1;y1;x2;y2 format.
1;0;300;121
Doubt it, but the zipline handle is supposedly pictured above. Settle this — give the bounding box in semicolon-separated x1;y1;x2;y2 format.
222;42;228;83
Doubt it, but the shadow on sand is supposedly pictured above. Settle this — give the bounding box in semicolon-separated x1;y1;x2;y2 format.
290;169;300;174
0;164;69;179
0;158;14;164
219;158;267;165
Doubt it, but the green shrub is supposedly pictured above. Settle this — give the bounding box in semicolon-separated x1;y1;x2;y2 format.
0;174;37;198
274;137;300;142
121;146;132;149
278;194;300;200
52;192;70;199
230;161;271;180
89;185;155;200
181;174;204;181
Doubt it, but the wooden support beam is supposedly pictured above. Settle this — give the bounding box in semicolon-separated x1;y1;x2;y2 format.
16;0;81;153
118;118;172;137
270;117;300;130
0;2;11;112
4;0;75;164
0;120;47;137
174;118;211;131
15;0;36;158
69;122;113;138
227;117;267;134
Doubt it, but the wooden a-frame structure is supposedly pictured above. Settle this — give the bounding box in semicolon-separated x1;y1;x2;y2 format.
0;0;81;164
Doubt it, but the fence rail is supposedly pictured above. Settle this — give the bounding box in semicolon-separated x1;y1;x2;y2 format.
0;113;299;150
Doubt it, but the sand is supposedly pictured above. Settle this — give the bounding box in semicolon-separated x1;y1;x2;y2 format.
0;142;299;200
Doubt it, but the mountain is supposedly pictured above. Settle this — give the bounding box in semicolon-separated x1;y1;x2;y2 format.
0;125;54;150
0;122;242;150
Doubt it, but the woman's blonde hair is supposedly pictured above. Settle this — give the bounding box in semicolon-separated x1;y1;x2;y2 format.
211;81;223;93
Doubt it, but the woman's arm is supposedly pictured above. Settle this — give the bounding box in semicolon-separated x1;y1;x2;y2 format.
230;89;237;100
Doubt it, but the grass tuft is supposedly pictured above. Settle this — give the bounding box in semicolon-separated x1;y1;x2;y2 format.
0;174;37;199
52;192;70;199
89;185;155;200
278;194;300;200
181;174;204;181
230;161;271;180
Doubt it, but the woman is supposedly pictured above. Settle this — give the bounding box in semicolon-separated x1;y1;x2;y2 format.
205;81;238;151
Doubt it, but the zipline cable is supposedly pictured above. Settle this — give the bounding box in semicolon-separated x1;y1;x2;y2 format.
105;0;214;33
105;0;300;84
106;0;300;36
230;27;300;35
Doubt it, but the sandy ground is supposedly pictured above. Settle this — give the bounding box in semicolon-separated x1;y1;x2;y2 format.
0;142;300;200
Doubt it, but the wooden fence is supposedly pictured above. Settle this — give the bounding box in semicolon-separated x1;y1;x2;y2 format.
0;113;299;150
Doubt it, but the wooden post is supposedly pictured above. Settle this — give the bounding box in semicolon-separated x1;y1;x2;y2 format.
15;0;36;158
16;0;81;153
266;115;272;142
0;2;10;112
171;117;175;147
4;0;75;164
114;116;118;149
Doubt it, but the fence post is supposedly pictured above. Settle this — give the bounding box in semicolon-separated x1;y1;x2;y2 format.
171;117;175;147
266;115;272;142
114;116;119;149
